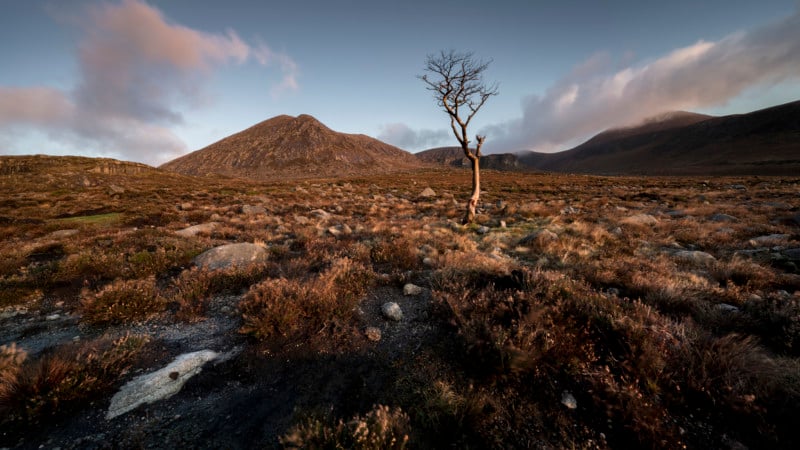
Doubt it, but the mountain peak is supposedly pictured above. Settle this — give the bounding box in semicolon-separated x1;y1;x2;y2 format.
160;114;423;179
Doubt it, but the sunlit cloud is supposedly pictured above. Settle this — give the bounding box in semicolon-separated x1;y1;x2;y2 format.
486;10;800;153
0;0;299;165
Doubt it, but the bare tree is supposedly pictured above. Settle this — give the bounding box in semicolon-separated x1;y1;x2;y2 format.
420;50;499;224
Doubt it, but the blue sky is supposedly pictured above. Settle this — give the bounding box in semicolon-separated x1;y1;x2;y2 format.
1;0;799;165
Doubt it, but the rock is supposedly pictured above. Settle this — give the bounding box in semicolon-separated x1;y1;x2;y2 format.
419;187;436;198
749;234;789;246
179;202;193;211
365;327;382;342
621;214;658;226
294;215;310;225
193;243;268;270
403;283;423;296
48;229;79;239
561;391;577;409
422;257;435;267
518;229;558;246
716;303;740;313
710;213;738;223
241;205;267;215
309;209;331;220
673;250;716;265
499;220;507;228
106;350;219;419
381;302;403;321
561;206;579;215
108;184;125;195
476;226;490;235
175;222;218;237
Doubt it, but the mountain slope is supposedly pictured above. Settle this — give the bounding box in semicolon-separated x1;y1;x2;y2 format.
160;114;425;179
520;100;800;175
416;146;524;171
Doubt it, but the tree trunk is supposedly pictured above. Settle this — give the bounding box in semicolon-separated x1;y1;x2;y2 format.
463;154;480;224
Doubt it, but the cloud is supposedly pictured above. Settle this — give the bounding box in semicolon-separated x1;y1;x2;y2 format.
377;123;451;150
486;9;800;153
0;0;299;165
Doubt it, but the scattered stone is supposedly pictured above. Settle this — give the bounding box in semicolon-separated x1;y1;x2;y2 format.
621;214;658;226
476;226;490;235
403;283;423;296
309;209;331;220
294;215;310;225
665;210;687;218
419;187;436;198
673;250;716;265
518;229;558;245
193;243;268;270
499;220;507;228
561;206;579;215
175;222;218;237
709;213;738;223
728;184;747;191
716;303;740;313
45;314;60;321
179;202;193;211
326;224;352;237
610;226;623;235
241;205;267;215
749;234;789;246
381;302;403;321
561;391;578;409
422;257;435;267
365;327;382;342
106;350;219;419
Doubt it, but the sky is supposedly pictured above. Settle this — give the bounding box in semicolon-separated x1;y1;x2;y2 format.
1;0;799;166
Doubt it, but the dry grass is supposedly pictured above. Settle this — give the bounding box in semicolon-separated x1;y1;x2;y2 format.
281;404;410;449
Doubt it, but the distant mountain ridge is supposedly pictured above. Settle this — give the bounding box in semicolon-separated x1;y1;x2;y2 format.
160;114;425;179
519;100;800;175
415;146;524;171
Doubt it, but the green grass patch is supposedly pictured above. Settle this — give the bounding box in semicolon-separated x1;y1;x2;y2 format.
54;213;122;227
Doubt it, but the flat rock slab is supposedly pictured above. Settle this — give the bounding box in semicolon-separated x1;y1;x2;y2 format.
175;222;219;237
106;350;220;419
621;214;658;226
673;250;716;265
193;243;268;270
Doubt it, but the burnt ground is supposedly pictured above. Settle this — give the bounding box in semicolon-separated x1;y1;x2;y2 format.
2;284;449;449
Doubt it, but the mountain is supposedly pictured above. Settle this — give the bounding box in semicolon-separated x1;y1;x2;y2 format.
160;114;425;179
519;100;800;175
416;146;524;171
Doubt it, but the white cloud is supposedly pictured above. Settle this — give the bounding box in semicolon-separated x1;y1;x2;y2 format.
0;0;299;165
486;10;800;153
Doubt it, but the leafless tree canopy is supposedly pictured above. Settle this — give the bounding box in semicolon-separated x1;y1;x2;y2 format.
419;50;499;159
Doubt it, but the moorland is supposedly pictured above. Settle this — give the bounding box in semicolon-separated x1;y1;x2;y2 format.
1;155;799;449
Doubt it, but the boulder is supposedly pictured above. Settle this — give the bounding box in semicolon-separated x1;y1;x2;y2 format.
175;222;218;237
709;213;738;223
381;302;403;321
106;350;219;419
419;187;436;198
403;283;423;296
561;391;578;409
193;243;268;270
748;234;789;246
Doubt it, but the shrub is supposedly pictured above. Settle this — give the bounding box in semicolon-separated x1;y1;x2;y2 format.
0;334;148;425
281;404;410;449
79;276;164;325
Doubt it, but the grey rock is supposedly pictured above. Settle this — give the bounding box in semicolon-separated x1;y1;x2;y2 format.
785;248;800;261
476;226;490;235
175;222;218;237
106;350;219;419
309;209;331;220
48;229;79;239
403;283;423;296
716;303;740;313
193;243;268;270
710;213;738;223
561;391;578;409
749;234;789;246
419;187;436;198
561;206;579;215
381;302;403;321
673;250;716;265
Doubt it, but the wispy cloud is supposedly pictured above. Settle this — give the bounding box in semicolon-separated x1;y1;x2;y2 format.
377;123;450;150
0;0;299;165
486;9;800;153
